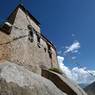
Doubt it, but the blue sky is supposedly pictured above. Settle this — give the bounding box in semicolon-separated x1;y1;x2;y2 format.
0;0;95;83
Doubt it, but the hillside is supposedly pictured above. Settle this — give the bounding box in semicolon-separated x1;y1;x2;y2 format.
84;81;95;95
79;83;89;89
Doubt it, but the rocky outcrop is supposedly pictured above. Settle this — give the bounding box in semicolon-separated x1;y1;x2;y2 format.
0;60;67;95
42;69;87;95
84;81;95;95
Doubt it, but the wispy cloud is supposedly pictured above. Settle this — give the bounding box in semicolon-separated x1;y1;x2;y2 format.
57;56;95;84
58;39;95;84
64;41;80;55
72;34;76;37
72;56;76;60
57;56;72;79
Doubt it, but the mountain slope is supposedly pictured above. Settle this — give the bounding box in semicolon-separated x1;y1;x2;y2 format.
79;83;89;89
84;81;95;95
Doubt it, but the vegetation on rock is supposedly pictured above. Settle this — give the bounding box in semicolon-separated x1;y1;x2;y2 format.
49;68;63;74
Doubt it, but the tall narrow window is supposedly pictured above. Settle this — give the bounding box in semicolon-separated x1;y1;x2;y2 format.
37;34;40;43
44;47;46;52
48;44;52;58
47;44;53;68
37;34;41;48
28;25;34;42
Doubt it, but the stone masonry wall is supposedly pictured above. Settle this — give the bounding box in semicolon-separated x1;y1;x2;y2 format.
0;8;59;74
0;31;11;61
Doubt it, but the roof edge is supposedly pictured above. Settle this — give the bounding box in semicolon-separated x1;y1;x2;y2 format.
16;4;40;27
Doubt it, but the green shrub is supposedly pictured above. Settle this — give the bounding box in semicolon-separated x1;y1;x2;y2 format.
49;68;63;74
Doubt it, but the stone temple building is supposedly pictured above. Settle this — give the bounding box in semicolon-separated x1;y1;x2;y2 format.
0;4;59;74
0;4;88;95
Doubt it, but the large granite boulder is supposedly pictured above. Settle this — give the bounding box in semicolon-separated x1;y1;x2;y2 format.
0;60;66;95
42;69;87;95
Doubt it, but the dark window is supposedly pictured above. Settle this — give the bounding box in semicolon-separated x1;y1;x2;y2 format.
27;25;34;42
0;22;12;34
48;44;52;58
28;30;34;42
37;35;40;43
44;48;46;52
37;33;41;48
27;25;32;30
37;42;41;48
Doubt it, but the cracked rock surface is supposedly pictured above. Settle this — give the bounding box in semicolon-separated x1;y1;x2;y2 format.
0;60;67;95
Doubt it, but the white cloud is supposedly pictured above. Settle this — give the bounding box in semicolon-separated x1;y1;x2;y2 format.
72;50;79;53
64;41;80;54
72;56;76;60
58;50;63;55
58;40;95;84
57;56;72;79
72;34;76;37
71;67;95;84
57;56;95;84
